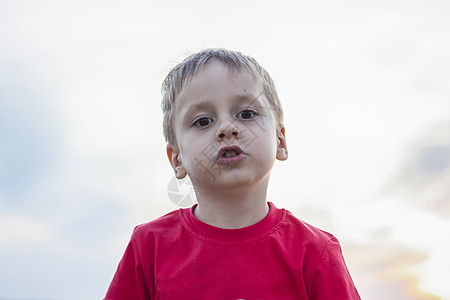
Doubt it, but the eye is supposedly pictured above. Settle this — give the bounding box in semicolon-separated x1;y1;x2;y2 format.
194;117;213;127
237;109;256;119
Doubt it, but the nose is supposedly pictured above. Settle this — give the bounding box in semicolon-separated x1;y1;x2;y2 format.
217;120;240;141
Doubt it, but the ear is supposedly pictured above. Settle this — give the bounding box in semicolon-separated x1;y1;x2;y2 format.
276;126;288;161
166;144;187;179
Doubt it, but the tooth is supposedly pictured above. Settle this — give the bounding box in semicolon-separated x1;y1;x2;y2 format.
225;150;238;158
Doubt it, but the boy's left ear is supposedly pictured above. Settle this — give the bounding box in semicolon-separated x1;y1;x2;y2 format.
276;126;288;161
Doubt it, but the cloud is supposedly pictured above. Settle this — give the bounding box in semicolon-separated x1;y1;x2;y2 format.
383;120;450;217
0;212;53;247
346;241;441;300
0;58;62;203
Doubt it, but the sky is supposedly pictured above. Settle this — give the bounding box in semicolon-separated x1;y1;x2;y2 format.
0;0;450;299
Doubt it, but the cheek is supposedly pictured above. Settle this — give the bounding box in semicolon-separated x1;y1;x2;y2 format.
253;138;277;158
266;130;279;154
179;139;210;169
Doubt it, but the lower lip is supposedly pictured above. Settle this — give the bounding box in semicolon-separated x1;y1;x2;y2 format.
217;153;246;165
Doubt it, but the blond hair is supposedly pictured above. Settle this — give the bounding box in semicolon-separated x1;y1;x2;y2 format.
161;48;283;145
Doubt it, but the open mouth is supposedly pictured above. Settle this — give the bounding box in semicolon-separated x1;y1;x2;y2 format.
217;145;245;164
223;149;239;158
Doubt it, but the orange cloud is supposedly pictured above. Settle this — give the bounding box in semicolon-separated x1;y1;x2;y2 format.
344;241;441;300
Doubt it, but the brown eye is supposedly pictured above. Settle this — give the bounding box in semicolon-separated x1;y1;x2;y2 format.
194;117;213;127
237;110;256;119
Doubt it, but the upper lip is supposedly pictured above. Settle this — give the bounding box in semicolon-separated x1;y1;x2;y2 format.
217;145;244;160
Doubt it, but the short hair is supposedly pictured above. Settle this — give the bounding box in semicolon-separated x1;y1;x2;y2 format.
161;48;283;145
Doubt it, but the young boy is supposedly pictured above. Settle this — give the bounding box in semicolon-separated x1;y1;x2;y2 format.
104;48;360;299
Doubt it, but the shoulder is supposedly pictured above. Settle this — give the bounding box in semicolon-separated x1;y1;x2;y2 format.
280;208;336;244
278;209;355;284
275;207;344;262
131;208;186;243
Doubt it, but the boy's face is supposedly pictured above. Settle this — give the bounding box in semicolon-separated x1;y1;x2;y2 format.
167;60;288;191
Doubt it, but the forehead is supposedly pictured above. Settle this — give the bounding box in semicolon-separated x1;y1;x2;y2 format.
176;61;265;106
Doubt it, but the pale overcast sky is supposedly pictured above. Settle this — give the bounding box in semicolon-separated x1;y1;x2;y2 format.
1;1;450;299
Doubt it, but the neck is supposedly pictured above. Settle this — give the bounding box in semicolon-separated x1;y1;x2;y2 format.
193;179;270;229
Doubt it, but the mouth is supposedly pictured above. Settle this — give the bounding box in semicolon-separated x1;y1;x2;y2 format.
216;145;246;164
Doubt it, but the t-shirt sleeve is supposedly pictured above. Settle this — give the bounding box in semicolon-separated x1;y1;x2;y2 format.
307;237;361;300
104;228;151;300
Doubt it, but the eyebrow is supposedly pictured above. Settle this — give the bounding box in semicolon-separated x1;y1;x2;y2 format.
178;102;211;125
180;102;212;115
229;91;269;108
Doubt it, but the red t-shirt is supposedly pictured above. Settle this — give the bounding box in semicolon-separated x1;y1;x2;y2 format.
104;202;360;299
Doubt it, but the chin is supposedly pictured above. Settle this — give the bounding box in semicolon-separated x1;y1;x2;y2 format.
215;171;268;188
